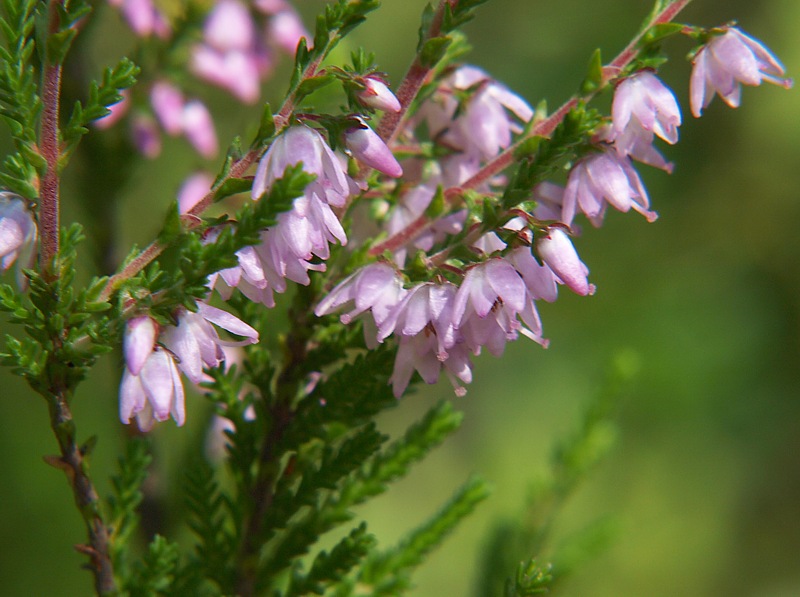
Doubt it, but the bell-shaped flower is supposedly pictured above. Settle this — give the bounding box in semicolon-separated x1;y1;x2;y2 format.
182;100;219;159
109;0;170;39
378;282;458;359
203;0;255;52
389;333;473;398
452;258;531;357
562;148;656;227
414;65;532;162
252;125;350;206
357;76;401;113
123;316;158;376
535;227;595;297
690;27;793;118
119;347;185;431
161;302;259;384
258;2;309;55
506;246;559;303
611;71;681;157
151;81;185;135
315;262;407;346
177;171;214;214
0;192;37;289
344;118;403;178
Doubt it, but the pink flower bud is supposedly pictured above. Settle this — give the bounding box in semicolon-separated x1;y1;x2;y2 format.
131;114;162;158
344;118;403;178
357;77;401;113
203;0;255;52
150;81;185;135
536;228;595;296
123;316;157;375
181;100;218;158
178;172;214;214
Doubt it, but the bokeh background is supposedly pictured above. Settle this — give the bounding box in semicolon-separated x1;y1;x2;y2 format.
1;0;798;595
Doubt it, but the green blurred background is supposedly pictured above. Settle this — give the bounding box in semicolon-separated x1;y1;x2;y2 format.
1;0;798;595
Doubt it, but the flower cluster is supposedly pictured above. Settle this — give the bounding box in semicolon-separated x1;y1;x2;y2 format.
119;305;258;430
102;16;791;430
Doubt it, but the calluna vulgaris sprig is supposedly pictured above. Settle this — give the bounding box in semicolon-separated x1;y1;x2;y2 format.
0;0;792;594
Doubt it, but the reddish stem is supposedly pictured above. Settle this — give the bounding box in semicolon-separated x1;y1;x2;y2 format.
368;0;692;258
38;24;63;276
376;0;449;145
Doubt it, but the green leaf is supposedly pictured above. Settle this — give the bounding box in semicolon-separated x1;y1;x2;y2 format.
252;102;275;149
579;48;604;95
213;177;251;202
420;36;452;68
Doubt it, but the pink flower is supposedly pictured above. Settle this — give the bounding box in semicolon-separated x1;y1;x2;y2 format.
378;282;458;358
203;0;255;52
535;227;595;297
390;332;473;398
562;148;656;227
263;8;309;54
131;113;162;158
252;125;350;206
611;71;681;157
191;45;266;104
151;81;185;135
123;316;158;376
120;347;185;431
181;100;219;158
0;192;37;290
452;259;535;356
315;262;406;346
111;0;170;39
344;118;403;178
161;302;259;384
415;65;532;162
177;172;214;215
357;76;401;113
690;27;793;118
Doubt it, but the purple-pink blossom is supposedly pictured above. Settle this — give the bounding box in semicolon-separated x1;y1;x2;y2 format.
161;302;259;384
344;118;403;178
611;71;681;158
562;147;656;227
357;76;401;113
690;27;793;117
120;347;186;431
0;193;37;278
535;227;595;297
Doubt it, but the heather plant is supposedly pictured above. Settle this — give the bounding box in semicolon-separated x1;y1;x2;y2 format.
0;0;792;595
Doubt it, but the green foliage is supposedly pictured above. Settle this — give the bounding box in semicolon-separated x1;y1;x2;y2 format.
127;535;181;597
289;0;380;104
356;476;491;595
183;460;238;591
476;354;637;596
108;438;153;584
286;523;376;596
0;0;41;197
0;225;114;396
504;560;553;597
61;57;140;164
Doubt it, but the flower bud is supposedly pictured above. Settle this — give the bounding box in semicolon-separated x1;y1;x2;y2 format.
344;118;403;178
357;77;401;113
536;227;595;296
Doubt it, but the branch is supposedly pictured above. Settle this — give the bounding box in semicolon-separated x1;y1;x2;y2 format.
368;0;692;258
46;391;116;595
376;0;450;145
38;2;64;277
